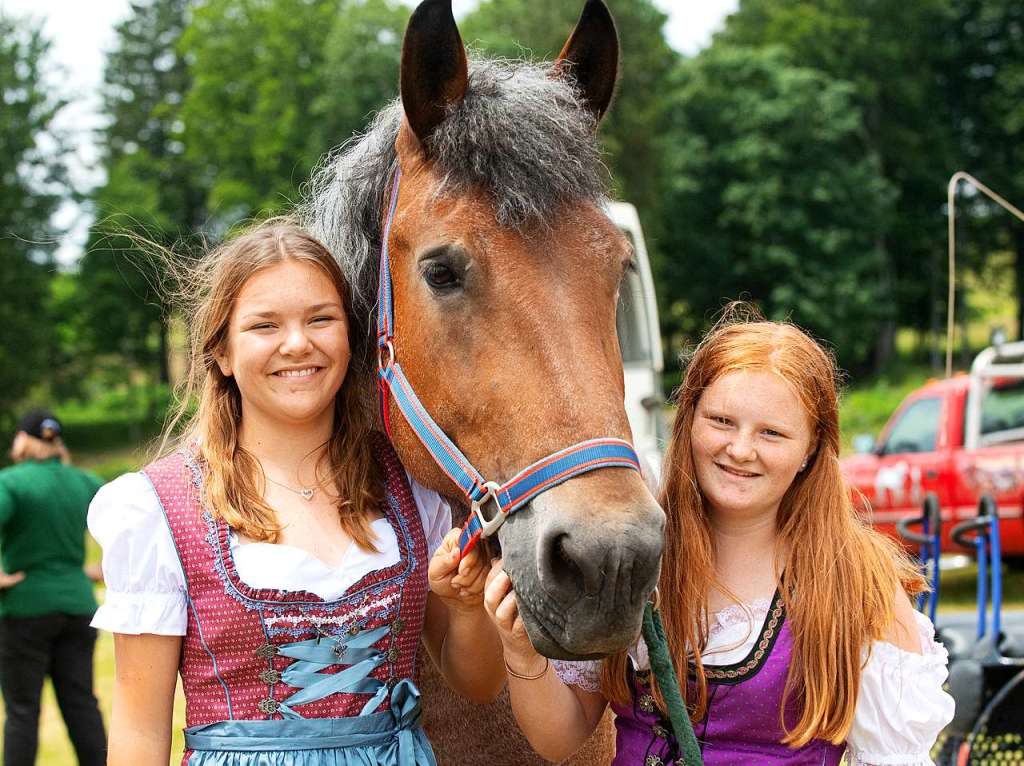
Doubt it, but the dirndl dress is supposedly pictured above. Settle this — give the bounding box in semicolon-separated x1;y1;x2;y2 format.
611;592;845;766
143;434;436;766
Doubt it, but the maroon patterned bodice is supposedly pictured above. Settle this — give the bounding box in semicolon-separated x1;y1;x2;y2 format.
143;434;429;746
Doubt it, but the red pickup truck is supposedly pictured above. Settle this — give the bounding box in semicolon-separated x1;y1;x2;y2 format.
841;342;1024;557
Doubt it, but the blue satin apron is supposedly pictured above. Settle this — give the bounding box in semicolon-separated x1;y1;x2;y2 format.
184;680;433;766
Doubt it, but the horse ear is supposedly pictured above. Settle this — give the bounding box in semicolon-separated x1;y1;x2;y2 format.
553;0;620;123
400;0;468;147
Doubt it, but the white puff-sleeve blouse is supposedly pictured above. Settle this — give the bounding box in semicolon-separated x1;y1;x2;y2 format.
88;471;452;636
552;598;955;766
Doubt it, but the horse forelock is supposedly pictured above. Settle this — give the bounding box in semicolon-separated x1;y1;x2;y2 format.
300;57;611;348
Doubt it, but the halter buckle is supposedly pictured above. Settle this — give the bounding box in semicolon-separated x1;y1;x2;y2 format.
378;340;396;371
470;481;507;538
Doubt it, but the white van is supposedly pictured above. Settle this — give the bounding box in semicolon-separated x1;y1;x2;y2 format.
607;201;667;480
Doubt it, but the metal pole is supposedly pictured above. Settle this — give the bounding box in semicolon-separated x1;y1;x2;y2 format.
946;172;1024;378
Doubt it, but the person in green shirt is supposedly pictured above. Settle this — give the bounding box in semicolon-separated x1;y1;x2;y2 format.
0;410;107;766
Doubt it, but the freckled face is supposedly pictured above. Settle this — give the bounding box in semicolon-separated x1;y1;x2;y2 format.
217;260;350;428
690;370;815;522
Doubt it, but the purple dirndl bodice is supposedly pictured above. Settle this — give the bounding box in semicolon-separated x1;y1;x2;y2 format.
611;592;846;766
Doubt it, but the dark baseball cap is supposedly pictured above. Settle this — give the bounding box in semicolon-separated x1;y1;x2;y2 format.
17;410;63;441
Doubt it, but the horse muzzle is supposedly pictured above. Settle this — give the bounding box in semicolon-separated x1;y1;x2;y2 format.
499;491;665;660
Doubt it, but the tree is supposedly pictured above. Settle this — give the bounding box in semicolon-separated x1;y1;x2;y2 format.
949;0;1024;338
660;45;895;370
77;0;203;388
181;0;341;219
0;14;66;425
720;0;958;367
313;0;407;152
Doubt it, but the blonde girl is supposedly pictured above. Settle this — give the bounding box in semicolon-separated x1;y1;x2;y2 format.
89;223;502;766
486;313;954;765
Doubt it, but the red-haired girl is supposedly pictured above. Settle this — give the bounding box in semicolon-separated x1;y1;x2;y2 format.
89;223;502;765
486;314;954;765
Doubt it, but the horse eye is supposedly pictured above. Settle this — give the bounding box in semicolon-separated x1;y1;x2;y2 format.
423;262;460;290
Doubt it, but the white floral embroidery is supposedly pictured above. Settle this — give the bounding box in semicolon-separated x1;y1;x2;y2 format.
262;592;399;628
551;659;603;693
709;598;773;633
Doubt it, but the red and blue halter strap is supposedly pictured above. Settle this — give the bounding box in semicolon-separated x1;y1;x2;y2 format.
375;168;641;556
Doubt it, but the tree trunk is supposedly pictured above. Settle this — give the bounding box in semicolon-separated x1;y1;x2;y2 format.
959;276;971;370
873;235;896;373
930;247;942;371
1015;226;1024;340
873;320;896;374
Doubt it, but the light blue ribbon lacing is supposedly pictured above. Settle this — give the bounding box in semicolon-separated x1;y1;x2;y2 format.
275;624;393;718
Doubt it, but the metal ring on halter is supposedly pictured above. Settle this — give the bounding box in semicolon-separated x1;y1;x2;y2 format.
378;340;396;370
471;481;507;538
649;586;661;611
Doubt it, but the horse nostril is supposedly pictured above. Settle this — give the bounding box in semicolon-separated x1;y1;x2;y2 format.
547;533;583;589
540;528;600;598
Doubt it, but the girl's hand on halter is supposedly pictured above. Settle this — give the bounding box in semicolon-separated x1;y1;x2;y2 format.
484;559;546;677
428;528;489;613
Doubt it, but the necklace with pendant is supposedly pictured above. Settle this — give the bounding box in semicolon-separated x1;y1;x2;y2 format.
263;473;318;501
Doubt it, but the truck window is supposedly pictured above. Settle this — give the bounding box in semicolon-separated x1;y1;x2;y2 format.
616;232;652;365
979;380;1024;442
881;397;941;455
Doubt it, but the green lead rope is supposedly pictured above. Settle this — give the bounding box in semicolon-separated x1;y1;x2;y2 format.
641;602;704;766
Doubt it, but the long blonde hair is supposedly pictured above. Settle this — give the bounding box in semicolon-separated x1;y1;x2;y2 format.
602;308;925;746
161;221;380;550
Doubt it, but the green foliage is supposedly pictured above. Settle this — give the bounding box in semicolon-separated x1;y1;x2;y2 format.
661;45;895;369
181;0;341;219
948;0;1024;335
57;384;171;456
314;0;406;150
720;0;959;360
76;0;202;387
0;14;66;430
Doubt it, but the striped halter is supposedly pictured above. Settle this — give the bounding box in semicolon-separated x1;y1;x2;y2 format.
375;168;641;557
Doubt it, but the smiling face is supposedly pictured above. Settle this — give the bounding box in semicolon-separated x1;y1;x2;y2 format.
691;369;816;524
217;259;350;430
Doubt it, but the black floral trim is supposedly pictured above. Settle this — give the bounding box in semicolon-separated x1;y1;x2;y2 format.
695;590;786;685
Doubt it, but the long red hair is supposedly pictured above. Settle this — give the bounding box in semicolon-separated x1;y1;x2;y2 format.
602;309;925;746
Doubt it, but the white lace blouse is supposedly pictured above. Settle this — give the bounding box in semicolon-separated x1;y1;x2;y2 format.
553;597;955;766
88;471;452;636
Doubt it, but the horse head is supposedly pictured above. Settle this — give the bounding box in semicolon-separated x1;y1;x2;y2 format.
307;0;664;660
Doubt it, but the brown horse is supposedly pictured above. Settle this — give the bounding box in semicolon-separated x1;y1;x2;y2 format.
304;0;664;761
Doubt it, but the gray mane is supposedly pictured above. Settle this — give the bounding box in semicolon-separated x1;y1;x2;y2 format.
299;58;610;342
